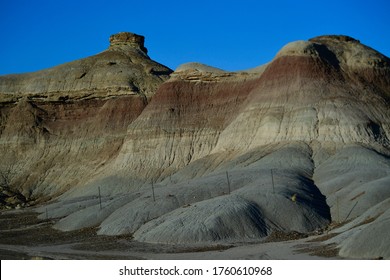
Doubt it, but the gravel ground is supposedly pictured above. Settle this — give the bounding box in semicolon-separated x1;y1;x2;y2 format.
0;208;340;260
0;209;233;259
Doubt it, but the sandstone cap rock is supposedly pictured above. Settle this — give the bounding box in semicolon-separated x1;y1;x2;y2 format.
109;32;148;54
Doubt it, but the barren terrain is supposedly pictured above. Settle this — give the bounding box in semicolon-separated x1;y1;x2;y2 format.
1;33;389;259
0;209;340;260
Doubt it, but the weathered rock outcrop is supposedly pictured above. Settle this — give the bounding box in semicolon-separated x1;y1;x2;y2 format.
0;32;171;101
0;32;172;200
1;33;389;259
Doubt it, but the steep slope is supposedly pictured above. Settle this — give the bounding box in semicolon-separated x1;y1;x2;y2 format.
0;32;172;203
1;34;389;258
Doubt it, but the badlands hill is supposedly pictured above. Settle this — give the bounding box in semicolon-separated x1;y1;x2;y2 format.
1;33;390;259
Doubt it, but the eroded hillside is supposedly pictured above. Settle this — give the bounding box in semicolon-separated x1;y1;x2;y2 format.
1;33;389;259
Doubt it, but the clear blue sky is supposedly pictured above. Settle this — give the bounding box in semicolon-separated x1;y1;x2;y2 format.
1;0;389;75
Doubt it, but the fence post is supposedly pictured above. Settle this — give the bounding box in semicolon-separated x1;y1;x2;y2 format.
226;171;231;194
152;181;156;202
344;201;358;222
271;169;275;194
98;186;102;210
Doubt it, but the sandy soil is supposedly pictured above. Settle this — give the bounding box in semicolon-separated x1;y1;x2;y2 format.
0;209;341;260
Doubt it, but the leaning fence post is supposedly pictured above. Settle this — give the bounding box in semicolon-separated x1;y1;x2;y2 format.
271;169;275;194
226;171;231;194
344;201;358;222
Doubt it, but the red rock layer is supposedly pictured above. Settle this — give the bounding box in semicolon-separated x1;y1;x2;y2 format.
112;77;261;181
0;95;146;199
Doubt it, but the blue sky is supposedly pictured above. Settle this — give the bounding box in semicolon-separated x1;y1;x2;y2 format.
1;0;389;75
